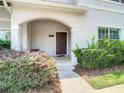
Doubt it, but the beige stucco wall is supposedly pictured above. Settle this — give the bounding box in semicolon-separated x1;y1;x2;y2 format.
11;4;80;54
0;7;11;40
0;7;11;30
0;7;10;19
0;21;10;29
10;2;124;63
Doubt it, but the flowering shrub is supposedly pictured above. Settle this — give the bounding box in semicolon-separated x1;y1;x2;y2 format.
0;50;56;93
0;50;21;59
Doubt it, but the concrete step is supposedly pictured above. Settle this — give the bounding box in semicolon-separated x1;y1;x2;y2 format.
56;63;75;71
57;71;79;79
55;62;94;93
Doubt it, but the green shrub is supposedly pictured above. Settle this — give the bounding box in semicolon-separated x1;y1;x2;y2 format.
0;40;11;49
73;38;124;69
0;51;56;93
98;39;124;49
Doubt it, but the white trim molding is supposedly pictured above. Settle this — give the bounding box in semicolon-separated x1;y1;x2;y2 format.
96;25;123;29
99;0;124;6
10;0;87;13
9;0;124;14
84;4;124;15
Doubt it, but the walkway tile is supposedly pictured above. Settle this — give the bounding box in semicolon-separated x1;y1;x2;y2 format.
56;62;94;93
55;58;124;93
60;75;94;93
58;71;79;79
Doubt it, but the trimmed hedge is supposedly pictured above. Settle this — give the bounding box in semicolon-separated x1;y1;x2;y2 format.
0;40;11;49
0;50;56;93
73;39;124;69
73;48;124;69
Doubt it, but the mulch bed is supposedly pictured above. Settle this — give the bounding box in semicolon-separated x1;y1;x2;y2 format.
74;64;124;82
23;75;62;93
46;74;62;93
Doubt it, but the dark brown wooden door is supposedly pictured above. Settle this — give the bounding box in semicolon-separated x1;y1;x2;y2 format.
56;32;67;55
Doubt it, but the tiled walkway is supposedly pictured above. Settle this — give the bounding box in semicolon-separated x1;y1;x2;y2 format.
55;57;124;93
55;57;94;93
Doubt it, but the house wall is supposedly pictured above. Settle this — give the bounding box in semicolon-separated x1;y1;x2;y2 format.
0;7;11;40
10;0;76;5
0;7;11;30
10;2;124;63
0;7;10;18
10;0;124;13
47;0;76;4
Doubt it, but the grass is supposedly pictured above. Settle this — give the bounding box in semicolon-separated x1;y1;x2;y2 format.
89;71;124;89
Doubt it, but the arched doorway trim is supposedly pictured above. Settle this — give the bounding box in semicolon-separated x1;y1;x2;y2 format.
20;17;72;29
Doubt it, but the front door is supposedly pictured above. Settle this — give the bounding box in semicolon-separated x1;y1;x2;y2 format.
56;32;67;55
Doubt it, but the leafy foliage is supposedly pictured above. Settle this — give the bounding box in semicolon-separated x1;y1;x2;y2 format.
73;38;124;69
0;50;56;93
0;40;11;49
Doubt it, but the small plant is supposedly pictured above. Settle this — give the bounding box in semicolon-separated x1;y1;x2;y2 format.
72;45;83;58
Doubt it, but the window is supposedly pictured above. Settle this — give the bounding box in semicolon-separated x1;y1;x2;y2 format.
110;28;120;40
98;27;120;40
111;0;120;2
111;0;124;3
0;31;11;40
5;32;11;40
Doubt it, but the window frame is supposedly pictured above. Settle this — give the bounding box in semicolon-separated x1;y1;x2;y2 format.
0;30;11;40
98;27;120;40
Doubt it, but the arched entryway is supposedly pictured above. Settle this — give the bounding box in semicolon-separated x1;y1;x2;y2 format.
10;4;83;64
21;19;71;57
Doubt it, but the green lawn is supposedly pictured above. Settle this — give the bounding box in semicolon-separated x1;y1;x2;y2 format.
89;71;124;89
